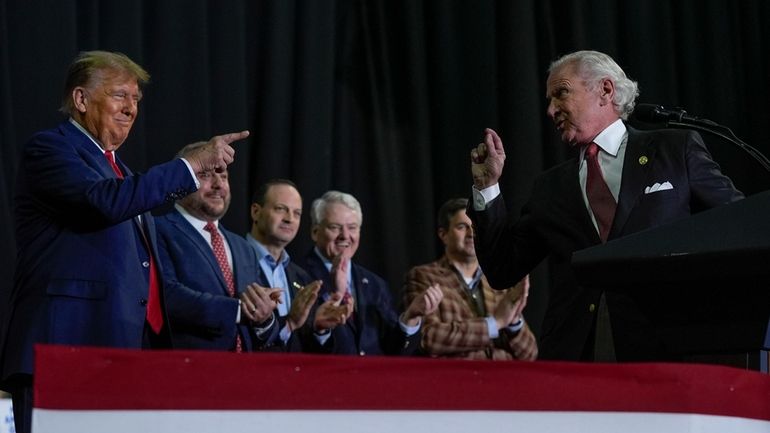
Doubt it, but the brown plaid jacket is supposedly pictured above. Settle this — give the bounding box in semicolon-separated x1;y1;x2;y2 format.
403;255;536;360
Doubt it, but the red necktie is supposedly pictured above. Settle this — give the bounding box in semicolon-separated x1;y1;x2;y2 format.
145;257;164;334
106;151;164;333
104;151;123;178
585;142;617;243
204;222;242;352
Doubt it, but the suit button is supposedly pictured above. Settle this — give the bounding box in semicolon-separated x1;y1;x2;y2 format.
359;350;366;356
589;303;596;313
142;261;150;268
140;298;148;306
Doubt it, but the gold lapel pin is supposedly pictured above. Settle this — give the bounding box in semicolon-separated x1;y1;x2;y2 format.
638;155;648;165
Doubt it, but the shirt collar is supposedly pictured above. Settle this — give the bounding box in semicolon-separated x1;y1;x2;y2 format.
245;232;290;266
69;117;109;155
314;246;333;270
591;118;626;157
449;260;483;289
174;203;215;232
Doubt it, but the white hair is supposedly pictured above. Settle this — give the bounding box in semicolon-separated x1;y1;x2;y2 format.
310;190;363;226
549;50;640;119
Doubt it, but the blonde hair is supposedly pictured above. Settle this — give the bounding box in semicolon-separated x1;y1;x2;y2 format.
59;50;150;116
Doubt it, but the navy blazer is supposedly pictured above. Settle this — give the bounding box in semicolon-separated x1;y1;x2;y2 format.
470;126;744;361
300;249;420;356
1;120;196;384
155;209;267;351
247;241;313;352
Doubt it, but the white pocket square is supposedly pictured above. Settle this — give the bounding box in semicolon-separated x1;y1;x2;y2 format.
644;181;673;194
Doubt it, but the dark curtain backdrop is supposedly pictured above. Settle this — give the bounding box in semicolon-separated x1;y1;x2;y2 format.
2;0;769;337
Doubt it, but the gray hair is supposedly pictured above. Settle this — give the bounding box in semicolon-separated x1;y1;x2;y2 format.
310;190;363;226
549;50;639;119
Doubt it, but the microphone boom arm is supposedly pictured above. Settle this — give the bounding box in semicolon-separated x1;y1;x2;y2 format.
667;120;770;173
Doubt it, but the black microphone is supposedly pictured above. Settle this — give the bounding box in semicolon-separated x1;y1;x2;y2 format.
634;103;770;173
633;103;714;125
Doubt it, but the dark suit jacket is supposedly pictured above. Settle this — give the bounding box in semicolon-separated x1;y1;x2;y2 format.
155;209;267;351
469;126;743;361
247;240;313;352
1;120;196;385
300;249;420;356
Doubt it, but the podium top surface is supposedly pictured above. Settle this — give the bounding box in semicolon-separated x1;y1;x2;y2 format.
572;190;770;285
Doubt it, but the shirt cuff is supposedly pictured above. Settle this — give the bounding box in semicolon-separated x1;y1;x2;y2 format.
314;330;332;345
398;314;421;336
252;313;276;337
279;322;292;342
472;183;501;210
506;318;525;333
485;316;500;339
179;158;200;189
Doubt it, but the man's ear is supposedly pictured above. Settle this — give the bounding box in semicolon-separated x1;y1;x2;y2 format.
250;203;261;221
72;87;88;113
437;227;448;245
599;78;615;106
311;224;320;243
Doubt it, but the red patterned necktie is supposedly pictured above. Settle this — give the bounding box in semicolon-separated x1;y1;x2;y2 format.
104;151;123;178
204;222;242;352
585;142;617;243
105;151;163;333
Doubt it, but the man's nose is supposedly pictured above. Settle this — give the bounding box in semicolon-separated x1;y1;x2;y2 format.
547;101;557;118
123;98;138;115
339;226;350;238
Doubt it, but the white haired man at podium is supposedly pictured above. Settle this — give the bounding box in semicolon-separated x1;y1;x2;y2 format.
468;50;743;362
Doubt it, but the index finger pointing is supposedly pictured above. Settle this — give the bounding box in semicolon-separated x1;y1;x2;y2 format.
217;130;250;145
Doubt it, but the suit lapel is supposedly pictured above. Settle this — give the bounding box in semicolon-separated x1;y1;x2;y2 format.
610;127;656;238
62;121;117;180
559;159;601;242
220;225;244;291
284;264;301;299
437;257;480;314
349;264;366;336
169;211;230;294
65;121;167;282
114;154;131;178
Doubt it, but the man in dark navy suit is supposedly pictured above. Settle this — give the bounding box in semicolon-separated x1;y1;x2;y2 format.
300;190;442;356
468;50;743;362
0;50;249;433
156;142;282;352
